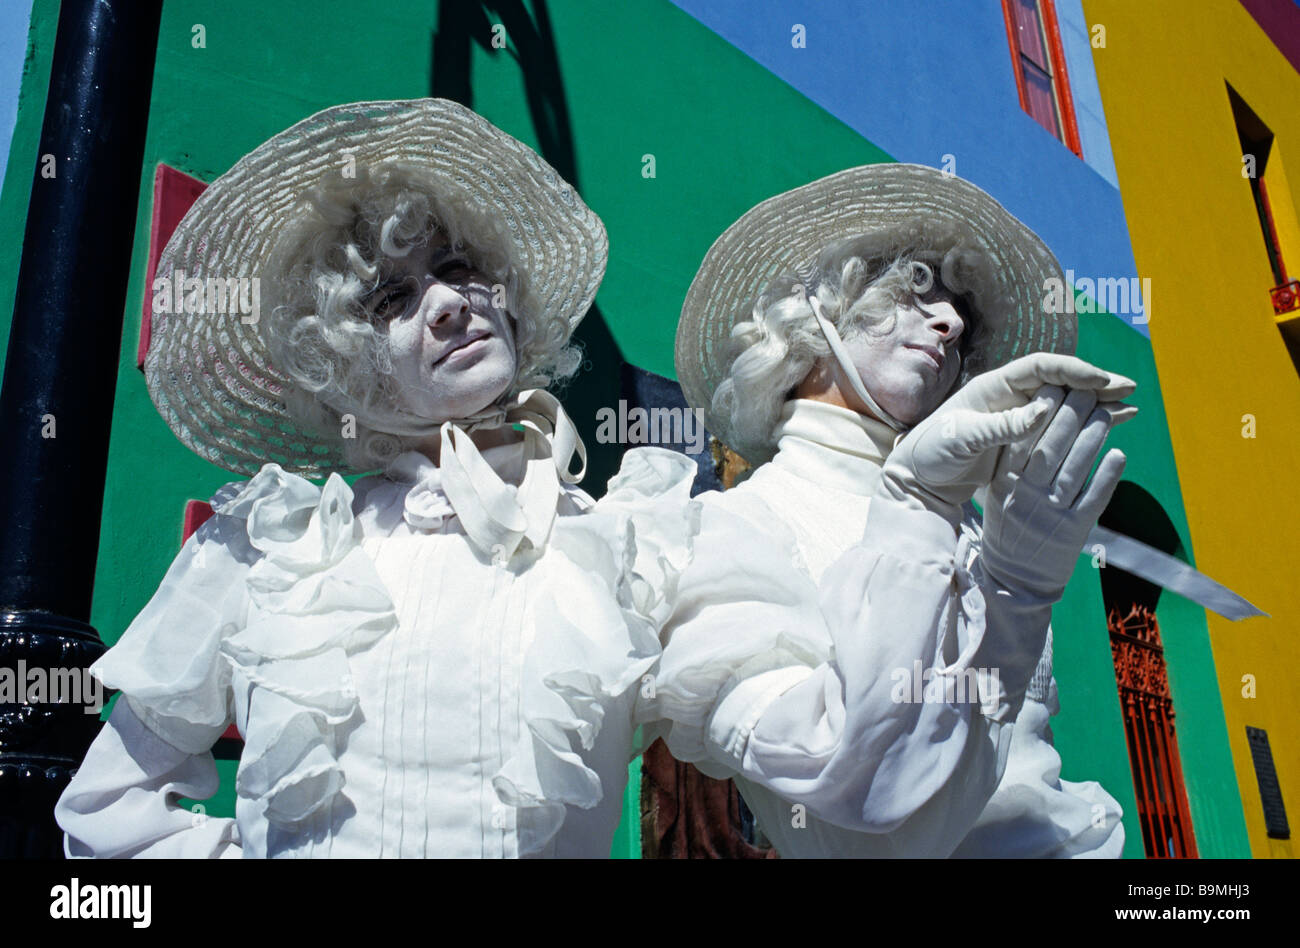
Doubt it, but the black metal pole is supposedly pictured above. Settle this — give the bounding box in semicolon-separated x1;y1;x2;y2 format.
0;0;162;858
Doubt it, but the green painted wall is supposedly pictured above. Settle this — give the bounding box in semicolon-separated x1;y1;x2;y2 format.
1060;296;1250;857
0;0;1246;859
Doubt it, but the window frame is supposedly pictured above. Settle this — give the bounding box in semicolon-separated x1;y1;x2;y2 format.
1001;0;1084;158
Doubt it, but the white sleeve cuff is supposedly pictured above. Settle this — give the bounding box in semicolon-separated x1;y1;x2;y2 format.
706;665;817;769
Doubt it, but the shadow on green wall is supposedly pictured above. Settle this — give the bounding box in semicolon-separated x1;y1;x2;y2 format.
432;0;626;492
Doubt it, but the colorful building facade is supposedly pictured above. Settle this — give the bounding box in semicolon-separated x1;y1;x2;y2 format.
1085;0;1300;858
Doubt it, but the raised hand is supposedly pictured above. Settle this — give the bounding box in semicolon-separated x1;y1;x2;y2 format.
875;353;1136;523
978;384;1136;601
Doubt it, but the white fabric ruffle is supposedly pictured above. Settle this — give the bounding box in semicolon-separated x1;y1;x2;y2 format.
493;447;698;855
219;466;396;827
645;491;835;768
88;442;702;856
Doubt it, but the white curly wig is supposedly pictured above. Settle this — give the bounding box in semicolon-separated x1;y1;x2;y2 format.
711;235;991;464
260;161;582;471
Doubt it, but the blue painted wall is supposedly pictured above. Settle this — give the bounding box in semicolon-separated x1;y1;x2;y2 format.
669;0;1149;336
0;0;34;197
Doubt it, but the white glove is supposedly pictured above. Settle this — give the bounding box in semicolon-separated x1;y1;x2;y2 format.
876;353;1136;524
978;384;1135;601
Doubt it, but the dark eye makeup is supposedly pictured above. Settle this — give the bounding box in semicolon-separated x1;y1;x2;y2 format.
361;250;487;324
366;275;419;320
435;257;476;281
917;275;951;300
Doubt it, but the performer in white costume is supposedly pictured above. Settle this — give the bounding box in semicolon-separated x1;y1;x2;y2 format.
55;99;700;858
656;164;1135;857
54;108;1181;859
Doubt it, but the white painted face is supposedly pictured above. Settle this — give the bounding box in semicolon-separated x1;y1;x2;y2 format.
368;232;518;424
837;280;967;425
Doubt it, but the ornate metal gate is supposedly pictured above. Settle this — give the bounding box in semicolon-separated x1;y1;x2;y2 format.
1108;603;1198;858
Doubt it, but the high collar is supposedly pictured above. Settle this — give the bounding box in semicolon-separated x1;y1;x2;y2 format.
767;398;903;496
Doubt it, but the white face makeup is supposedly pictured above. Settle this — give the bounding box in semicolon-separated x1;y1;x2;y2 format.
836;281;967;426
369;233;518;424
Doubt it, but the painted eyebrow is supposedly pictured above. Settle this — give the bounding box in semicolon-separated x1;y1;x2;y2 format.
363;251;470;309
367;244;461;287
428;239;472;265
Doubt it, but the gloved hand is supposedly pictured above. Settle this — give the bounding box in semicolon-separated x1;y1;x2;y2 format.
875;353;1136;525
978;384;1136;602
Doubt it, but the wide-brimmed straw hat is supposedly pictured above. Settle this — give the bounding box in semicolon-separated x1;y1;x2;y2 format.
146;98;607;477
675;162;1074;459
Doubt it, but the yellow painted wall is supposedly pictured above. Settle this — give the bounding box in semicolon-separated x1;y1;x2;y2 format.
1085;0;1300;857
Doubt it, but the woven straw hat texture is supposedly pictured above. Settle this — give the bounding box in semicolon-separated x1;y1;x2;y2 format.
675;162;1074;456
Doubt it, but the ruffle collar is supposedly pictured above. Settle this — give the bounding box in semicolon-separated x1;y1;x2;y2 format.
383;441;523;534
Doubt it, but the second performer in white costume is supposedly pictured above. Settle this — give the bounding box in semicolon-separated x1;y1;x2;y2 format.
654;163;1133;857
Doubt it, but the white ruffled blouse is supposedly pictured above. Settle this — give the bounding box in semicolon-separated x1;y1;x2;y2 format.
57;435;697;859
647;399;1125;858
57;395;1123;859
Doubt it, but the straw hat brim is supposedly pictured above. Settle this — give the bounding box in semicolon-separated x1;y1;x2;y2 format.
146;98;607;477
675;162;1075;461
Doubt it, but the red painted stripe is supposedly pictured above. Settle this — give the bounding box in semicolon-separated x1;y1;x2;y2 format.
181;499;215;543
138;165;208;371
1040;0;1083;158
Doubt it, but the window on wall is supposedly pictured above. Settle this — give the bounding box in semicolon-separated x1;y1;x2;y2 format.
1227;85;1300;304
1002;0;1083;157
1227;82;1300;374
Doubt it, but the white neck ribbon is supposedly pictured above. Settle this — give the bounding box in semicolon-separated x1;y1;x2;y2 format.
808;294;909;433
389;389;587;561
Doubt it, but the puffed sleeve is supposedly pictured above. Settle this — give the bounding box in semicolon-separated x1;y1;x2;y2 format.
705;506;1122;859
648;490;1021;855
56;479;259;858
57;699;243;858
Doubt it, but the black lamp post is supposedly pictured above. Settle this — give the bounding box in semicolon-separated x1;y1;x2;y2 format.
0;0;162;858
